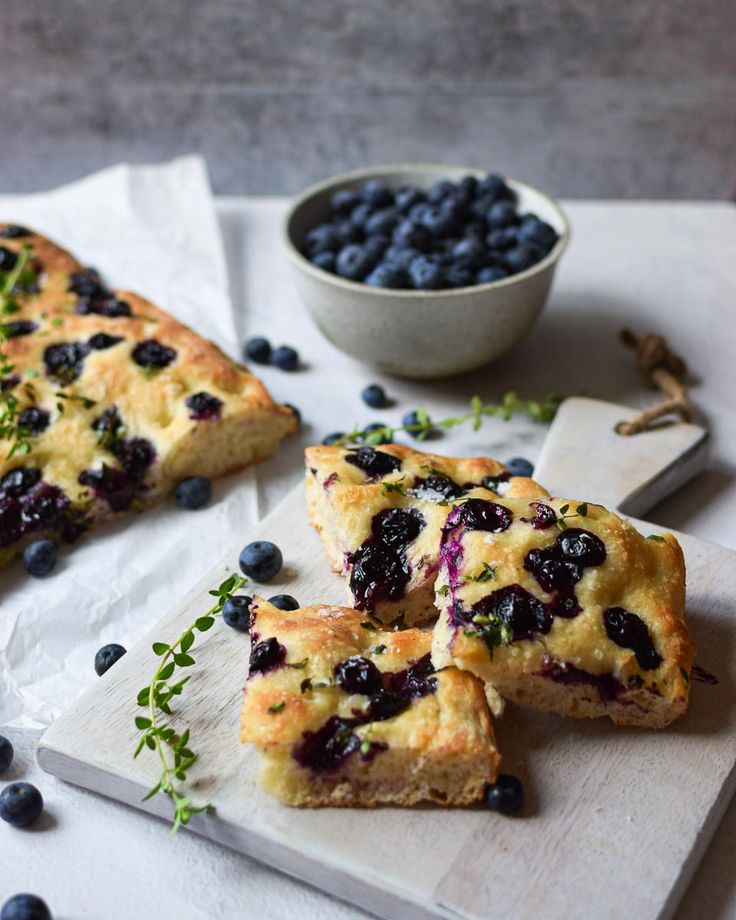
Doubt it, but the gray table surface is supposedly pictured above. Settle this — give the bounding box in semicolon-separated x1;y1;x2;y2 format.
1;197;735;919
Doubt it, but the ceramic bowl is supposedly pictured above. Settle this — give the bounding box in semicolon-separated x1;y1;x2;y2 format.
283;164;569;379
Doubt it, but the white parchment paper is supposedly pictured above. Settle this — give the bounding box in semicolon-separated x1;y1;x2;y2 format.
0;156;259;728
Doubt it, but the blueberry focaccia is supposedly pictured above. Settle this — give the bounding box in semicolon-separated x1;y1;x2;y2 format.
305;443;547;627
239;597;501;807
432;496;694;728
0;224;295;567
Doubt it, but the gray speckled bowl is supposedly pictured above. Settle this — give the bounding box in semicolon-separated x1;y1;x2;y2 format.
283;165;569;379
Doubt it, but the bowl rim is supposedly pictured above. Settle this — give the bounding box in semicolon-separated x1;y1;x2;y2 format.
282;163;570;298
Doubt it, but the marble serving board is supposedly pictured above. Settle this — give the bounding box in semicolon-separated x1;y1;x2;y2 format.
37;398;736;920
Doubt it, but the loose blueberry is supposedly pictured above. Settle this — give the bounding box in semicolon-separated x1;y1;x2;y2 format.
408;255;443;290
451;237;485;269
334;219;363;245
0;782;43;828
364;422;392;444
0;894;51;920
175;476;212;510
505;457;534;478
444;264;474;288
426;179;456;203
243;336;272;364
402;409;433;439
361;384;388;409
486;201;518;230
484;774;524;815
336;244;376;282
334;656;383;695
363;234;390;262
420;202;458;238
94;643;126;676
311;251;336;273
22;540;57;577
518;216;558;251
458;175;478;199
364;262;406;289
486;228;517;251
361;180;393;208
268;594;300;611
392;219;431;252
330;188;360;215
477;266;508;284
0;736;14;774
322;431;345;445
349;202;374;229
382;245;420;271
395;187;423;212
239;540;283;582
222;595;253;631
131;339;176;370
271;345;299;371
477;173;513;202
304;223;339;256
504;244;544;274
365;208;399;237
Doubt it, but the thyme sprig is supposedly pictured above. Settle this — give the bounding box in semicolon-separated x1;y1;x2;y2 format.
134;572;246;833
0;245;35;458
555;502;588;531
335;391;560;446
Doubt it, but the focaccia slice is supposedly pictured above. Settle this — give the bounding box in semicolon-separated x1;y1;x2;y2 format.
305;443;547;626
240;597;501;807
432;496;694;728
0;224;295;567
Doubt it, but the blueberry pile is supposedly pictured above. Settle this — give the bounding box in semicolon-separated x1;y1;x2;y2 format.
302;174;559;290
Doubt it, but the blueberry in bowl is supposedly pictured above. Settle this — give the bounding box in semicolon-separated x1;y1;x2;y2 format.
283;165;568;378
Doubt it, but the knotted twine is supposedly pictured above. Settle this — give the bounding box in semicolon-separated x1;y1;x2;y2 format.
616;329;695;435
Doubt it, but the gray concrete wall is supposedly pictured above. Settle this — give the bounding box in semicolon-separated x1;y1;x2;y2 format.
1;0;734;198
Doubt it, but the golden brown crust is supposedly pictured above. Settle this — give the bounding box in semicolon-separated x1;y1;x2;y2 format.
240;598;501;807
0;224;295;566
304;444;548;625
431;496;694;728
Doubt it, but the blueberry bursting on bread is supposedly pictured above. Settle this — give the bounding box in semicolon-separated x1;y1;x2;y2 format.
240;597;501;807
0;224;295;567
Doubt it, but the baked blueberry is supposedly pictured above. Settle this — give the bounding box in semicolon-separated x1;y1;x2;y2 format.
336;244;376;282
304;224;340;256
22;540;57;577
94;643;126;676
131;339;176;370
68;268;106;298
271;345;299;371
250;637;286;673
361;180;393;208
87;332;123;351
268;594;300;611
557;528;606;566
311;251;336;272
484;774;524;814
365;690;408;721
43;341;89;383
372;507;425;548
1;467;40;497
322;431;345;445
0;225;31;239
243;336;272;364
0;735;14;773
334;655;383;695
17;407;50;436
408;255;443;290
175;476;212;510
239;540;283;582
0;782;43;827
0;246;18;272
505;457;533;478
0;893;52;920
364;262;406;288
345;446;401;478
603;607;662;670
477;266;508;284
330;188;360;215
113;437;155;479
222;594;253;631
361;384;388;409
455;498;513;533
486;201;518;230
283;403;301;430
504;244;543;274
3;321;37;339
186;391;223;421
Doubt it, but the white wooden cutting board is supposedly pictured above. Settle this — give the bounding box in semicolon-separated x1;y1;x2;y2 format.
38;397;736;920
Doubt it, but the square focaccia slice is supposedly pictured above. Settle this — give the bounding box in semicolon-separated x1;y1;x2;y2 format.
240;597;501;807
305;443;547;626
432;496;694;728
0;224;295;567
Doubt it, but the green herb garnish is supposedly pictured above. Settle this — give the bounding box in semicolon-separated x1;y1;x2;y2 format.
360;621;378;630
134;572;246;833
267;701;286;714
288;657;309;669
555;502;589;531
647;534;666;543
